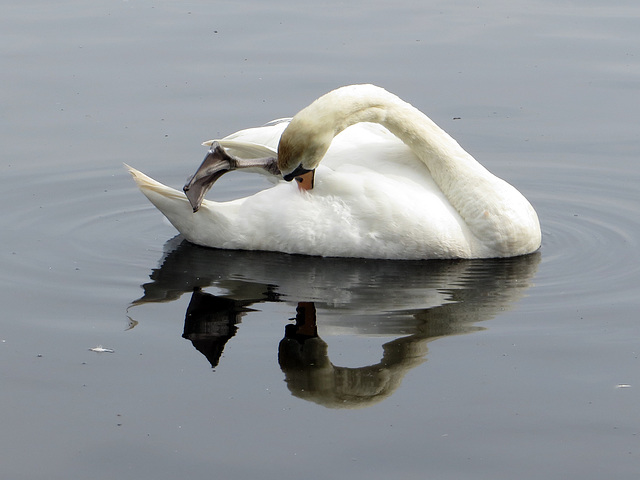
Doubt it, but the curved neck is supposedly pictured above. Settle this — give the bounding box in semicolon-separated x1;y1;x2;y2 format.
285;85;538;255
296;85;489;187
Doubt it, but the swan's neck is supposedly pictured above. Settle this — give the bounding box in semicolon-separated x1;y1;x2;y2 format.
281;85;486;191
280;84;540;256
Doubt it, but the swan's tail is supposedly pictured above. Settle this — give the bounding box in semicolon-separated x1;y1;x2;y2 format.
126;165;185;201
126;165;199;234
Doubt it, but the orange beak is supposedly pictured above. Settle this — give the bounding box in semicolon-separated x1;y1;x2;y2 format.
295;170;315;191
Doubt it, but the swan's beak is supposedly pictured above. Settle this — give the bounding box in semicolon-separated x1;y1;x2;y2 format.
184;141;279;212
295;170;315;191
293;302;318;336
283;165;315;191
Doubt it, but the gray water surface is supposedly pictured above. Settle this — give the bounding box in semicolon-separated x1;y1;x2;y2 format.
2;1;639;479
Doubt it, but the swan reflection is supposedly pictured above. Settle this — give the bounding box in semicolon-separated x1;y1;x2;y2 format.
132;237;540;408
279;302;430;408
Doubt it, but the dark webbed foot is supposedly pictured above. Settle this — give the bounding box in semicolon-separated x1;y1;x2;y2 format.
183;141;279;212
183;142;235;212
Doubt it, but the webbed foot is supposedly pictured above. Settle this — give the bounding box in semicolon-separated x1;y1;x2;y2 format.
183;142;280;212
183;142;236;212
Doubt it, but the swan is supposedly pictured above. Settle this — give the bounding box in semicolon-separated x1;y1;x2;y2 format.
128;84;540;260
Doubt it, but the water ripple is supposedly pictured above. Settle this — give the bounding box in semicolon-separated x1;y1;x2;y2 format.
531;163;640;311
2;162;637;313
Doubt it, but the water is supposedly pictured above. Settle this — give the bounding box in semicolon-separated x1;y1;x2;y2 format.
1;1;639;479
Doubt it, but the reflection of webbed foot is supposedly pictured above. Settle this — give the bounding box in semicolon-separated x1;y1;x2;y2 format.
183;142;236;212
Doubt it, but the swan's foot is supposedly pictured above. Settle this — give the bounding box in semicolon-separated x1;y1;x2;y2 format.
183;142;234;212
183;142;279;212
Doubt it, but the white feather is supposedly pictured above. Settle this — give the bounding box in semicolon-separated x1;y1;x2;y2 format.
129;85;541;260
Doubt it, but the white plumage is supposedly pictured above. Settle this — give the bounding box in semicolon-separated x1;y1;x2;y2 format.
129;85;540;260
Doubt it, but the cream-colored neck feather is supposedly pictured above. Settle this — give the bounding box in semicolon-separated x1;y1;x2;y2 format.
278;84;540;256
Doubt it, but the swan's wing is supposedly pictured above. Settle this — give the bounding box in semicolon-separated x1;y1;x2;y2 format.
323;122;423;175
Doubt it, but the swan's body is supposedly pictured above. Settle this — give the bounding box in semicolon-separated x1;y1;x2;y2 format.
129;85;540;260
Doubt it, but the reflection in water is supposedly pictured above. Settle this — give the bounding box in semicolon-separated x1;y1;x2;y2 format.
279;302;429;408
131;237;540;408
183;289;251;368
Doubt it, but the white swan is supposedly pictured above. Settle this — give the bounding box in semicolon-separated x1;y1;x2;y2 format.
129;84;540;260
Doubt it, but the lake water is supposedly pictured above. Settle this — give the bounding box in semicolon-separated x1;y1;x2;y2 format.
2;1;639;479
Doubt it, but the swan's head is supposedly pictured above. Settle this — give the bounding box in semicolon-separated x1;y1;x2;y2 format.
277;115;334;190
